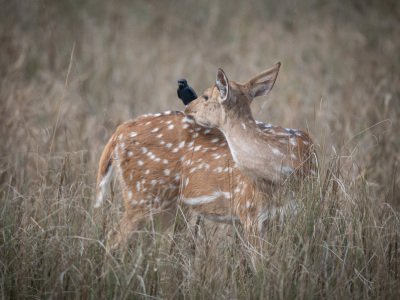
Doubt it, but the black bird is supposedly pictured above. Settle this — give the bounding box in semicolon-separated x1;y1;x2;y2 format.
177;79;198;105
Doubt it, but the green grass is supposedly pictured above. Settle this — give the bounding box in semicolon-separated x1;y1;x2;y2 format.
1;0;399;298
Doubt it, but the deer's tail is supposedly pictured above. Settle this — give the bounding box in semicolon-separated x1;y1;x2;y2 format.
95;137;116;208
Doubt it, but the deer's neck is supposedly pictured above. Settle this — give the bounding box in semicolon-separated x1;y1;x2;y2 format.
220;113;287;182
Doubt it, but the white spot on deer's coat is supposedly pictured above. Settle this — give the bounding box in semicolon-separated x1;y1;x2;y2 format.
178;141;185;148
192;133;199;138
290;138;297;146
162;159;169;164
270;146;283;156
129;132;137;138
137;160;144;166
151;128;160;133
131;199;138;206
241;123;246;130
164;169;170;176
187;141;194;148
166;143;172;148
204;129;211;134
194;145;202;151
156;133;163;138
185;178;189;186
119;143;125;150
168;124;174;130
214;167;223;173
145;169;150;174
128;151;133;157
172;148;179;153
141;147;148;154
211;138;219;143
136;182;141;191
183;123;190;129
182;191;231;206
182;116;194;124
154;113;161;117
151;180;157;186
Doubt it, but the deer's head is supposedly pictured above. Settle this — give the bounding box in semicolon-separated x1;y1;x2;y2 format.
185;62;281;128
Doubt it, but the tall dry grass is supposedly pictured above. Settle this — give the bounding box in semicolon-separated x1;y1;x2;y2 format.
1;0;399;298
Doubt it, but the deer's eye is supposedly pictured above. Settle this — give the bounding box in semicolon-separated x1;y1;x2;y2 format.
203;95;209;101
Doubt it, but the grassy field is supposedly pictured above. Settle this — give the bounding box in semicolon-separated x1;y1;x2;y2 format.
1;0;399;298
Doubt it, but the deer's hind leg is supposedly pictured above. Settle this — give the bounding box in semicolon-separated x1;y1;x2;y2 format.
106;208;146;252
107;199;179;252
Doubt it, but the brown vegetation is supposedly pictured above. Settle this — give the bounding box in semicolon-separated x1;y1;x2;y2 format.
0;1;399;298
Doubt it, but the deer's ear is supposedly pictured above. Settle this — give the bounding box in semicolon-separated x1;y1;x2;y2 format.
246;62;281;99
216;68;229;102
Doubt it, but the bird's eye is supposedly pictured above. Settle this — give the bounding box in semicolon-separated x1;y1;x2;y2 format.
203;95;209;101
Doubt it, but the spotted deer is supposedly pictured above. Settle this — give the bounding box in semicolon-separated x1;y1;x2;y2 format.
96;62;316;248
184;62;317;238
96;111;287;248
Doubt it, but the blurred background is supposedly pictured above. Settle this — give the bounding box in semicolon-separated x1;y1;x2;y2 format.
1;1;400;297
0;0;399;201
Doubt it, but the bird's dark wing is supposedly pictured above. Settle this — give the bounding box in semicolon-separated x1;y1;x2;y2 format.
177;89;181;99
187;86;197;98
